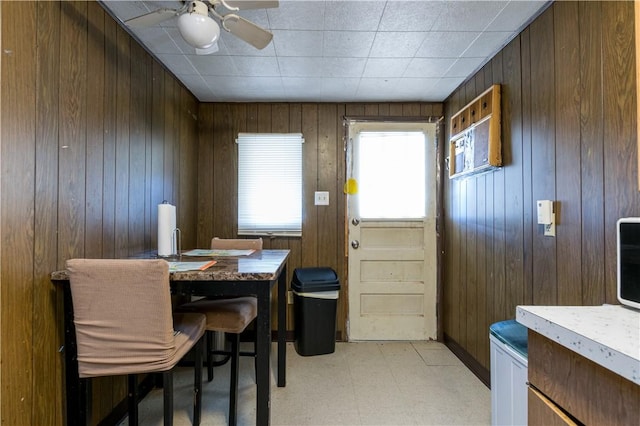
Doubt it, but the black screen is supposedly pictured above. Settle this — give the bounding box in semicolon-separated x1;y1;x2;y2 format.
620;222;640;303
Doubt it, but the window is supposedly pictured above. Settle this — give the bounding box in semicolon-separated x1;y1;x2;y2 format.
236;133;304;236
348;122;431;219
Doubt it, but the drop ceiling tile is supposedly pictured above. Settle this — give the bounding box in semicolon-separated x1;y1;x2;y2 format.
206;76;285;101
321;57;367;78
462;31;514;58
176;73;215;101
487;1;549;31
444;57;486;78
356;78;403;101
404;58;456;78
131;27;181;54
430;1;508;32
156;53;199;75
323;1;386;31
322;31;376;58
378;1;446;32
189;54;239;76
282;77;325;100
415;31;480;58
272;30;323;57
278;57;325;77
102;1;152;22
429;77;467;100
393;77;440;99
363;58;411;78
267;1;325;31
232;56;280;76
100;0;548;103
320;78;359;101
370;32;427;58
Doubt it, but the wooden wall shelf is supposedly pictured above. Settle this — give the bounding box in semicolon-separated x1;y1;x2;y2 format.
448;84;501;179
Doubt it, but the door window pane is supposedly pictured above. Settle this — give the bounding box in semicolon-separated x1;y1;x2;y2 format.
356;131;426;219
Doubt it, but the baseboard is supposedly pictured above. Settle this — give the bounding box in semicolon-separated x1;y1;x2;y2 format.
443;333;490;388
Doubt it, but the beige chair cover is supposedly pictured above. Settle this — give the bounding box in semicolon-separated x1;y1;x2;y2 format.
66;258;205;378
210;237;263;250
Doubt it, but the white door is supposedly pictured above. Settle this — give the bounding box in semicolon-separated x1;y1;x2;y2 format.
346;121;437;341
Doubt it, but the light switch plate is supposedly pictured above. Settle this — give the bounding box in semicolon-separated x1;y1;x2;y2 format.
314;191;329;205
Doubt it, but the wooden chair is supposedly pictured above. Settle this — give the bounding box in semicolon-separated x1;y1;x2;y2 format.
66;259;206;426
177;237;261;426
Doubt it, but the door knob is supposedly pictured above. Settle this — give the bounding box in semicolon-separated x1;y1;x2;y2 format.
351;218;360;226
351;240;360;249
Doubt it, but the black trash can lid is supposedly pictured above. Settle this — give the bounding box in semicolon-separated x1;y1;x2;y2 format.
291;267;340;292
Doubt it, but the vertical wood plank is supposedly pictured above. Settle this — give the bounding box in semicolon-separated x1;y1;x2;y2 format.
102;15;117;260
520;28;534;307
1;1;36;424
128;41;147;254
58;0;88;261
301;104;319;267
33;1;60;424
529;7;557;305
151;63;167;250
579;1;605;306
114;25;130;259
554;1;582;305
491;51;507;323
502;37;525;318
602;0;637;304
317;104;339;269
197;103;214;247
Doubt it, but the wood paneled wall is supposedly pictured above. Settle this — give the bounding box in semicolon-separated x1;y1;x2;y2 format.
442;1;639;383
197;103;443;334
0;1;199;424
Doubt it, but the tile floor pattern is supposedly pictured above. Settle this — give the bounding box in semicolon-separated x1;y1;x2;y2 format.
124;341;490;426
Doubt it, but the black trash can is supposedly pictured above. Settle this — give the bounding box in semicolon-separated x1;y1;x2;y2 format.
291;267;340;356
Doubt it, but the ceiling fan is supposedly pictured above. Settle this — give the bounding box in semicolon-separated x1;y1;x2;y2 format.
124;0;279;54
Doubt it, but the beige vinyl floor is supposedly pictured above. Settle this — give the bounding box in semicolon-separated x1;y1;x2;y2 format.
127;341;491;426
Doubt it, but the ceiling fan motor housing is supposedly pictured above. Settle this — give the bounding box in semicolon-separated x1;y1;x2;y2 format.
178;1;220;49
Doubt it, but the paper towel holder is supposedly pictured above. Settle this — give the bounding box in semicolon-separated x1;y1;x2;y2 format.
173;227;182;257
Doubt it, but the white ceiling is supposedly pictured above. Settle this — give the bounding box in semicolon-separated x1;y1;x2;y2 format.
100;0;549;103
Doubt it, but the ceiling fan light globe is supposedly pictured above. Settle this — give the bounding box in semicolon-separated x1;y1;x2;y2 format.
177;13;220;49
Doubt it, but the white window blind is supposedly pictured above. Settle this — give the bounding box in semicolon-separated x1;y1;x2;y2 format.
236;133;304;236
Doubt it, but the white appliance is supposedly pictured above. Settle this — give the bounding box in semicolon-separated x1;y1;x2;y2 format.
490;320;528;426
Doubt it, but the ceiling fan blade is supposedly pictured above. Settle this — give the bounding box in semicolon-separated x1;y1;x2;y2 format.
124;8;180;28
223;0;279;10
222;15;273;49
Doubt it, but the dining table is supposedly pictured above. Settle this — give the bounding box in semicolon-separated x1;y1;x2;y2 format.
51;249;290;426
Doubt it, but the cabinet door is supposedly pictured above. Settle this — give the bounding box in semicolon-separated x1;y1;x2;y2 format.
528;387;577;426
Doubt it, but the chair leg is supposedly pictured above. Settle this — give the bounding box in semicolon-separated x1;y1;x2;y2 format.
253;332;258;384
193;337;203;426
163;371;173;426
127;374;138;425
206;330;214;382
229;333;240;426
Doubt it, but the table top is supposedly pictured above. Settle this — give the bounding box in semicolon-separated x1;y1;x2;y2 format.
51;249;290;282
516;304;640;385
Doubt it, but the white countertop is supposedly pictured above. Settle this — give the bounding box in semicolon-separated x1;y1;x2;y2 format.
516;304;640;385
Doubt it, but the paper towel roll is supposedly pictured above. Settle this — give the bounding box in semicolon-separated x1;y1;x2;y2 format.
158;202;177;256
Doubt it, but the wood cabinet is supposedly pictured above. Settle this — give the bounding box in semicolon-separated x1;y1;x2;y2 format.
447;84;501;179
527;330;640;426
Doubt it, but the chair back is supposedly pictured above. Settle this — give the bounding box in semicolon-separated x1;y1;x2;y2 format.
66;259;176;377
211;237;263;250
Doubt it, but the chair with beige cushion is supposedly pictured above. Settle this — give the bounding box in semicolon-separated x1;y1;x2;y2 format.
66;258;206;426
177;237;261;426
